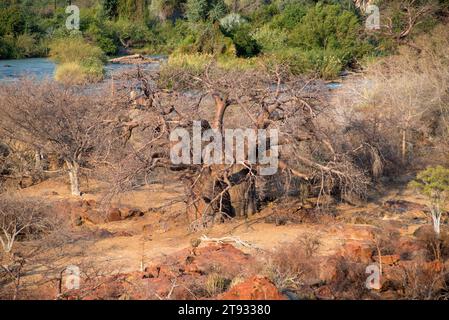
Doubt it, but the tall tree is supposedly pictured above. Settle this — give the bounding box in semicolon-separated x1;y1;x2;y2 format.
102;0;119;19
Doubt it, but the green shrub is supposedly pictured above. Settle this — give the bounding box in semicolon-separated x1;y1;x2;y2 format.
0;35;16;59
0;6;26;36
231;25;260;58
410;166;449;237
270;2;308;30
14;34;47;58
267;48;344;79
50;36;106;84
86;23;118;55
175;22;236;56
252;25;288;52
289;3;368;63
109;19;153;48
55;62;89;85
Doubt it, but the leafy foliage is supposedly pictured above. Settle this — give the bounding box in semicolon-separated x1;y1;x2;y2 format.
0;0;447;79
410;166;449;203
50;35;107;84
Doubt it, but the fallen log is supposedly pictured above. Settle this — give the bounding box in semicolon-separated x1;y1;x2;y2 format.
109;54;156;65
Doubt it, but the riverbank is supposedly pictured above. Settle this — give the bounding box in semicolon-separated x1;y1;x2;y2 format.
0;56;163;82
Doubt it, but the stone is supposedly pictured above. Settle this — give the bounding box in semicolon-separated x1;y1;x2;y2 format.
120;208;144;219
413;225;437;240
318;257;340;283
373;254;400;265
338;241;373;263
107;208;122;222
218;276;284;300
314;285;335;300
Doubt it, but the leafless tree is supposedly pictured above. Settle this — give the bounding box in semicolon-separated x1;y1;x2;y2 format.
0;79;128;196
381;0;438;42
0;195;54;254
108;62;370;229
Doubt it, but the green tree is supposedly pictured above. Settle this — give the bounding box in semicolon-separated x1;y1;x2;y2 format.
289;3;361;52
102;0;119;19
117;0;148;21
410;166;449;237
186;0;209;22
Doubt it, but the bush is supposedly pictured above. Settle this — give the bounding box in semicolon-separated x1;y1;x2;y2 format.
109;19;154;49
219;13;247;34
0;35;16;59
50;36;106;84
85;23;118;56
175;22;236;56
290;3;358;49
410;166;449;237
230;24;260;57
267;48;344;79
252;25;288;52
270;2;308;30
288;3;369;68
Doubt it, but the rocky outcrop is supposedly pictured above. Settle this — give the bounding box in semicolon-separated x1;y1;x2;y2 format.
218;276;284;300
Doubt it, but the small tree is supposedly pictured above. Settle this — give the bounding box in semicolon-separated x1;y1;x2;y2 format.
186;0;209;22
0;80;124;196
410;166;449;237
0;195;52;254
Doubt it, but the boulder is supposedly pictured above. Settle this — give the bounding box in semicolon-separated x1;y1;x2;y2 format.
374;254;400;266
328;224;377;241
318;257;340;283
413;225;437;240
120;208;144;219
383;200;428;214
218;276;284;300
338;241;373;263
107;208;122;222
314;285;335;300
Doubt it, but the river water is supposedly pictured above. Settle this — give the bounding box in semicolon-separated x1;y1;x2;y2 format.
0;57;159;82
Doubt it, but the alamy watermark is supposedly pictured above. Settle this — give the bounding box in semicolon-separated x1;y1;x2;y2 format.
64;4;380;31
365;264;381;290
64;265;80;290
365;5;381;30
65;5;80;31
170;121;279;176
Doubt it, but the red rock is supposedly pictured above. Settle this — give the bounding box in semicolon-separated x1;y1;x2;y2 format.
219;276;284;300
107;208;122;222
425;260;444;273
338;241;373;263
383;200;428;214
314;285;335;300
318;257;340;282
374;254;400;265
120;208;144;219
183;262;205;275
188;244;254;276
328;225;377;241
413;225;437;240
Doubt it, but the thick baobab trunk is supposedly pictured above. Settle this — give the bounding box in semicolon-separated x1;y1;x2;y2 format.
229;180;257;218
66;160;81;196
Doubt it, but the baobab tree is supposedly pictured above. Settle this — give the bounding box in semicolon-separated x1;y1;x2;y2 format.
0;79;127;196
109;63;370;228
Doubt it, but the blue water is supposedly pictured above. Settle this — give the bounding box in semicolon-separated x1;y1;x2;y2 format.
0;58;56;81
0;57;161;82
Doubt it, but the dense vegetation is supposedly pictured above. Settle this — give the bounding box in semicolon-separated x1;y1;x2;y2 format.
1;0;448;78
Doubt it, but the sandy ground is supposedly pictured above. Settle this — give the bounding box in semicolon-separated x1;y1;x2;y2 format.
14;172;431;277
